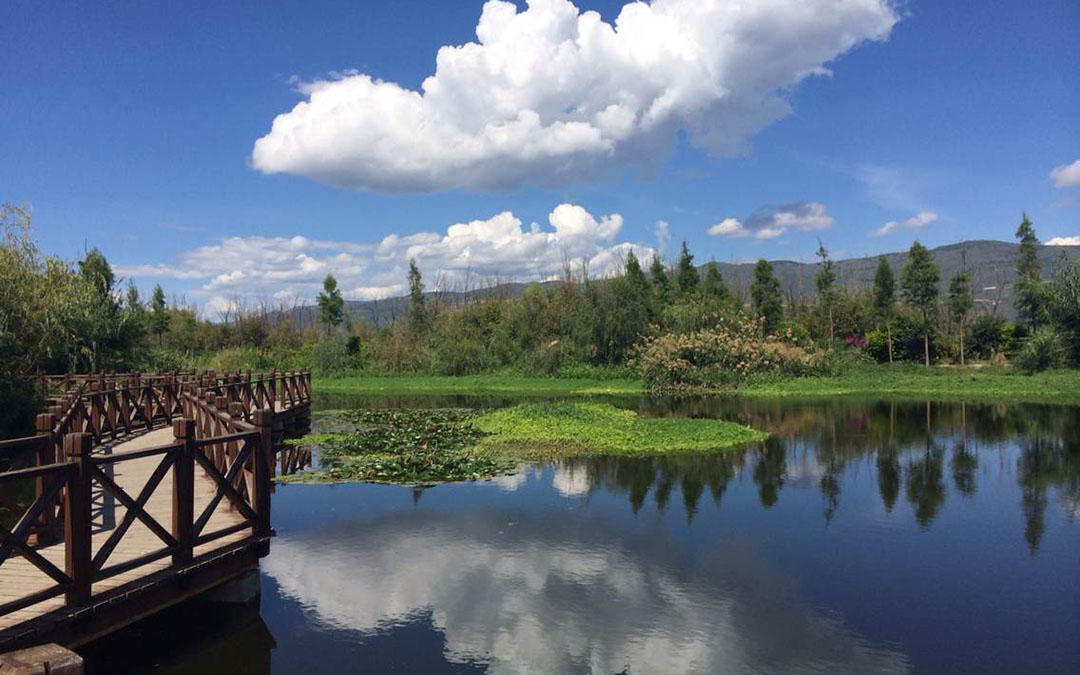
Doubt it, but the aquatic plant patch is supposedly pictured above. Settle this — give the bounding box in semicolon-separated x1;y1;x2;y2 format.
283;403;767;485
474;402;768;458
281;408;514;486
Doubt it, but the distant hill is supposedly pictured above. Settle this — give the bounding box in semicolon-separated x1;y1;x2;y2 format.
289;240;1079;327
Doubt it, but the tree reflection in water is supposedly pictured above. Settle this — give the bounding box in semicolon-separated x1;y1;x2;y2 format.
558;397;1079;550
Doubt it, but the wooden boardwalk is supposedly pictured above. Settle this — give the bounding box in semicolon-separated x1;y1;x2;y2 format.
0;427;248;632
0;371;312;651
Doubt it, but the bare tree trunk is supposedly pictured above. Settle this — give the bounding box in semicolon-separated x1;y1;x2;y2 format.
924;330;930;367
959;318;965;366
886;320;893;364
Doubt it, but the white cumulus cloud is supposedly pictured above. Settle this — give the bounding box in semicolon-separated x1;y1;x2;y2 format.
251;0;899;192
1050;160;1080;188
115;204;655;313
707;217;749;238
1047;236;1080;246
708;202;834;240
870;210;938;237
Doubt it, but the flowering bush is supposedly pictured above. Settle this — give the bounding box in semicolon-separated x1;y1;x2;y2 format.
633;316;824;392
844;333;868;349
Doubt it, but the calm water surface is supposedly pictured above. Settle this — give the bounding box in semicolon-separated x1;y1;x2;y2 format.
84;396;1080;674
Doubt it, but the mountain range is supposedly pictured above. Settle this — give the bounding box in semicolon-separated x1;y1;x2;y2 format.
289;240;1079;327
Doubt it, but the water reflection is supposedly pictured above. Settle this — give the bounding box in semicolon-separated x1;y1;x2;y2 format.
83;396;1080;674
537;399;1080;549
263;509;909;675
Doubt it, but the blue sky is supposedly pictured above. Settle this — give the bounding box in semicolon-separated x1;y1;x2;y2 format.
2;0;1077;310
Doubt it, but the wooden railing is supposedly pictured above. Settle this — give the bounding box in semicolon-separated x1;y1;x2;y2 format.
0;371;311;624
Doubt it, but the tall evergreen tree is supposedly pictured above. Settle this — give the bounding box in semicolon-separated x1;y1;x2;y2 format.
872;256;896;363
79;247;115;296
751;259;784;334
150;284;169;346
316;274;344;335
701;261;730;303
649;253;672;303
948;272;974;365
1013;213;1046;330
675;241;699;295
407;258;428;335
814;240;838;341
624;250;652;308
901;241;940;366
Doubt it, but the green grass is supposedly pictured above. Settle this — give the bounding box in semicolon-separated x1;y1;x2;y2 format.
314;367;1080;404
314;375;642;396
736;367;1080;402
473;402;767;458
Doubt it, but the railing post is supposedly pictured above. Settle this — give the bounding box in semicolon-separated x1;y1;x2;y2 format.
35;413;59;543
64;433;93;606
172;419;195;566
252;408;273;539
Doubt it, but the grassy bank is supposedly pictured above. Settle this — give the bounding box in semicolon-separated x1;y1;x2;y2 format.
737;367;1080;403
314;368;1080;403
313;375;642;396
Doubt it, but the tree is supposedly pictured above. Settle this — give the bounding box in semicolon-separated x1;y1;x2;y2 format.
624;250;650;295
814;240;838;341
1049;259;1080;366
316;274;344;334
79;247;115;296
872;256;896;363
150;284;169;346
900;241;940;366
408;258;428;335
675;241;699;295
701;262;730;304
649;253;672;303
947;272;973;365
1013;213;1046;330
750;259;783;334
623;250;653;313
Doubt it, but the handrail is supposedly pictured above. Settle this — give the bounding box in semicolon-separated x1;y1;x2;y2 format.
0;370;312;626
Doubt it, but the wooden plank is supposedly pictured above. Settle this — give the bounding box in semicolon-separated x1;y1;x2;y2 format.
0;425;250;632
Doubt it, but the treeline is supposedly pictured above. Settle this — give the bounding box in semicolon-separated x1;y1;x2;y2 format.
2;201;1079;433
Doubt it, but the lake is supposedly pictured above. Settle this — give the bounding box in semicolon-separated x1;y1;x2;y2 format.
82;395;1080;674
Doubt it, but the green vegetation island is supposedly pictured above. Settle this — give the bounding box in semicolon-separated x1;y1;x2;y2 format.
3;203;1080;482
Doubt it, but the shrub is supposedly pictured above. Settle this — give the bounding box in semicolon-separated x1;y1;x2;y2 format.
966;314;1007;360
310;334;354;377
633;316;822;392
889;311;943;363
1013;331;1066;374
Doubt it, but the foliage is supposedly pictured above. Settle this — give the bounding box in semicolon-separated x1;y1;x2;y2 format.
1013;213;1047;330
316;274;344;334
314;374;641;396
407;258;428;336
737;365;1080;402
867;310;943;364
634;316;822;392
649;253;673;303
750;259;783;334
1013;330;1066;374
814;240;838;340
473;402;767;457
947;272;974;364
900;241;940;365
310;333;356;376
149;284;169;344
1048;260;1080;366
965;314;1008;360
675;241;699;294
701;262;730;304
